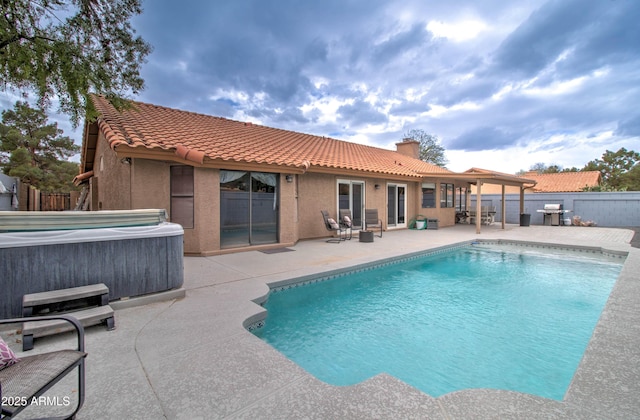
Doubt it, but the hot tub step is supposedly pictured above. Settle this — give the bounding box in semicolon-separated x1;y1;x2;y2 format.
22;305;115;350
23;283;110;316
22;283;115;351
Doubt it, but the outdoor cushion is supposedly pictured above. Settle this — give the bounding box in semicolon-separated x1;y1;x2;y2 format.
327;217;340;229
342;215;352;227
0;335;20;370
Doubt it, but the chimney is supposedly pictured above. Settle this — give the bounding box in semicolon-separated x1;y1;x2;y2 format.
396;139;420;159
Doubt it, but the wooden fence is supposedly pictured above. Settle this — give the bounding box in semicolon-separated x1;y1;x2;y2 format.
18;183;78;211
40;193;71;211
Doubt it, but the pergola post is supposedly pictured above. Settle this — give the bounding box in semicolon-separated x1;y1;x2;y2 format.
476;180;482;234
501;184;506;229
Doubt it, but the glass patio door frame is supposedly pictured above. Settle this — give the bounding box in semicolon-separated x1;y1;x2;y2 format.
337;179;365;229
387;183;407;229
220;170;279;249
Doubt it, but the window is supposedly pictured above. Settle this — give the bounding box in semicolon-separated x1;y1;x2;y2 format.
421;183;436;208
170;166;194;228
456;187;468;212
440;183;454;208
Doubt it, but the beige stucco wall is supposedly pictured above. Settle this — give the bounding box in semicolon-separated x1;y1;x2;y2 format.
89;142;460;253
296;174;434;239
279;173;298;244
189;169;299;255
93;133;131;210
130;159;169;211
297;172;336;239
188;167;218;254
366;179;387;227
408;178;460;228
130;164;220;255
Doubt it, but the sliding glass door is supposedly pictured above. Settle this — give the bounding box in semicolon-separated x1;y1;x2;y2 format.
387;184;406;228
338;180;364;229
220;170;279;248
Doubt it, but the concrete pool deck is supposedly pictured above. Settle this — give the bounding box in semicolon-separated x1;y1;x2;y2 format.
9;223;640;419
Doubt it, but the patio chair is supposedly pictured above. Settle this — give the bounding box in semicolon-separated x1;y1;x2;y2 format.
364;209;383;237
321;210;346;243
0;315;86;419
478;206;496;225
338;209;353;240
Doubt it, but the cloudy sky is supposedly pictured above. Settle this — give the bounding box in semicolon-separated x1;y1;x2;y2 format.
3;0;640;174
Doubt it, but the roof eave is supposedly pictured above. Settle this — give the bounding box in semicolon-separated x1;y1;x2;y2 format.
422;172;537;187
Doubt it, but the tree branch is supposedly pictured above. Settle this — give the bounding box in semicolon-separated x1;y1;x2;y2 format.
0;33;57;50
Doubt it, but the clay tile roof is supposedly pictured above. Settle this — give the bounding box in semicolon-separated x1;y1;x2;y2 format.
522;171;601;192
90;95;451;178
471;170;601;194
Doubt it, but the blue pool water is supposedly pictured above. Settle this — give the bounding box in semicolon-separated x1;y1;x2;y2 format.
253;245;623;400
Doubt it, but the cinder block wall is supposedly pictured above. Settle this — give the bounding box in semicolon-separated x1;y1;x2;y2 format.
471;192;640;227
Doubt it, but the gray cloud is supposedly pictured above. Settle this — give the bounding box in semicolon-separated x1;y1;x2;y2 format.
448;126;522;151
3;0;638;173
616;115;640;137
337;100;388;127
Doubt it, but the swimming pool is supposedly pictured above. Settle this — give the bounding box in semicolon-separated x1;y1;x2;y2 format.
253;244;624;400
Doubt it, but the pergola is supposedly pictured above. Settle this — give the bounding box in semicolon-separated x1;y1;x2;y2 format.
427;168;537;234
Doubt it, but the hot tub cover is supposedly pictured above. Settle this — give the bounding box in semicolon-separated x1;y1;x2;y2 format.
0;209;167;232
0;222;183;248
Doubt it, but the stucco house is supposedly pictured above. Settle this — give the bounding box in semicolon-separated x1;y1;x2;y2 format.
75;95;533;255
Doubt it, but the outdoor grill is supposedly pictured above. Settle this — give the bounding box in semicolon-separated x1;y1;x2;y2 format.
537;203;570;226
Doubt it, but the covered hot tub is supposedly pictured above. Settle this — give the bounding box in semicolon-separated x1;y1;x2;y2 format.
0;210;184;318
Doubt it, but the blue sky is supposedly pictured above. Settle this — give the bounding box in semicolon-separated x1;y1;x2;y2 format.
2;0;640;173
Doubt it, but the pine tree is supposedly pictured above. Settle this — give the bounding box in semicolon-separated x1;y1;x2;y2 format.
0;0;152;126
0;101;79;192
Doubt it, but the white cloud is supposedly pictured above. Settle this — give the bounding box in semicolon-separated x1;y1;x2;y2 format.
209;88;249;104
300;96;353;124
426;101;482;118
427;19;488;42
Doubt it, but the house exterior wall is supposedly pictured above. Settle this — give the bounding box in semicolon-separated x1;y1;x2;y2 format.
296;173;418;238
295;174;459;237
279;173;298;244
190;167;218;254
88;144;462;254
366;178;387;227
298;172;336;239
129;164;220;255
193;169;298;255
413;178;460;227
131;159;170;211
93;133;131;210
